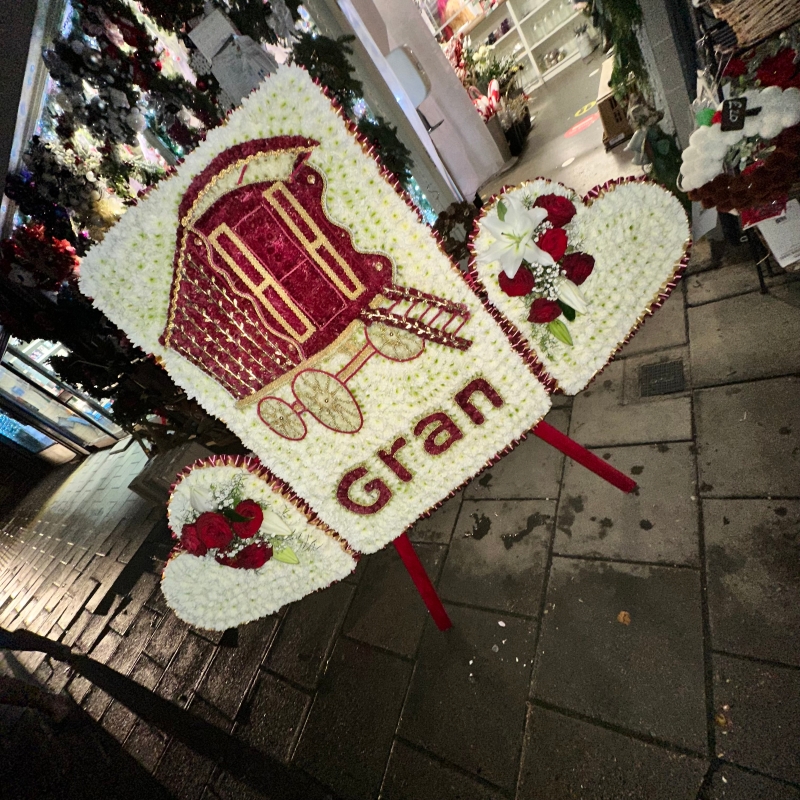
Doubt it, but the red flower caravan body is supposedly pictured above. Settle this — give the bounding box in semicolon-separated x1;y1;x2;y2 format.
162;136;471;440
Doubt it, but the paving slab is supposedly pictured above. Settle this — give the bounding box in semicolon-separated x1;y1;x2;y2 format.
293;636;412;800
686;263;763;306
156;631;216;706
532;558;706;751
710;764;800;799
705;499;800;666
408;492;463;544
110;572;160;636
398;603;537;792
618;285;687;357
708;764;800;800
570;361;692;446
689;290;800;387
236;672;311;762
695;377;800;497
209;771;277;800
265;581;354;689
518;705;707;800
108;606;161;676
381;739;506;800
713;654;800;783
462;409;569;500
125;718;169;771
198;614;280;720
438;499;554;615
102;653;164;742
155;738;218;800
555;443;699;565
343;543;446;657
145;610;191;667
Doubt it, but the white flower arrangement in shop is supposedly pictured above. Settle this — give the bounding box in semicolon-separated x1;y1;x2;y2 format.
468;177;691;395
162;456;357;630
79;65;552;556
679;86;800;193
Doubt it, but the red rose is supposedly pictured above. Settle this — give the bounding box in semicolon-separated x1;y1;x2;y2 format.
231;499;264;538
216;542;273;570
180;524;208;556
723;57;747;78
533;194;577;227
711;110;722;125
195;511;234;550
756;48;798;88
561;252;595;285
498;266;535;296
536;227;568;262
528;298;562;323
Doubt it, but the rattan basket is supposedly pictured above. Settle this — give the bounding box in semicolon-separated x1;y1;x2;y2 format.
711;0;800;46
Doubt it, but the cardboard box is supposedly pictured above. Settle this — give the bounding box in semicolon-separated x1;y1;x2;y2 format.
597;56;632;148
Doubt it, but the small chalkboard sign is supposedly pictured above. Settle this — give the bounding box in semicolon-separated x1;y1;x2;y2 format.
721;98;747;131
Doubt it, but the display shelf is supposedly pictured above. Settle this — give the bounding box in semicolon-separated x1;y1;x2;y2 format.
492;22;522;48
539;48;581;80
524;11;582;49
427;0;583;95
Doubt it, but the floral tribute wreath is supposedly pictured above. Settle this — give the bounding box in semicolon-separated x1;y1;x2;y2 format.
79;65;552;561
467;177;691;394
163;455;357;630
680;31;800;212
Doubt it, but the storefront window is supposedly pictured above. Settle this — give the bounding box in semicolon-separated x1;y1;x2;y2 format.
0;410;55;453
0;336;124;453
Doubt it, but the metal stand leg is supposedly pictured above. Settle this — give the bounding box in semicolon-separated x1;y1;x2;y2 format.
532;421;638;493
393;533;452;631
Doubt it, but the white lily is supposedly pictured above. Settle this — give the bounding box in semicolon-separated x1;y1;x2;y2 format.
479;195;555;278
554;277;588;314
262;508;293;538
190;486;217;513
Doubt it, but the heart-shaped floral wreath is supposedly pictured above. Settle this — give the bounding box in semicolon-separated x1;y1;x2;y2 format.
163;455;357;630
467;176;691;394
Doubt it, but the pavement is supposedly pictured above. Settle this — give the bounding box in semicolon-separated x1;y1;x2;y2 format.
1;58;800;800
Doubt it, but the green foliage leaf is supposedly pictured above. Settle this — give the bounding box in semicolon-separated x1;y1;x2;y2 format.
273;546;300;565
221;507;249;523
557;300;576;321
497;200;507;221
547;318;573;346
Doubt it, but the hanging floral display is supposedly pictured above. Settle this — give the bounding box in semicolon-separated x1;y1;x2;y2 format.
468;177;690;394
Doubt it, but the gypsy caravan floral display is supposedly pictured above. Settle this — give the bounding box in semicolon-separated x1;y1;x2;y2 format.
469;177;690;395
80;65;553;557
163;456;357;630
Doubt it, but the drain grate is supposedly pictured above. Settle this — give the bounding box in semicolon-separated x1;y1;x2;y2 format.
639;359;685;397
